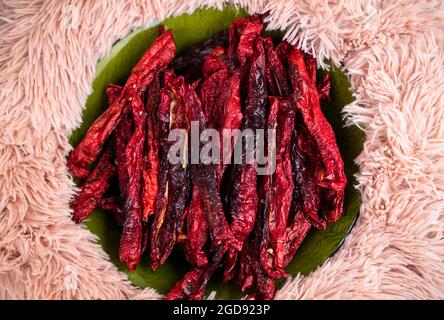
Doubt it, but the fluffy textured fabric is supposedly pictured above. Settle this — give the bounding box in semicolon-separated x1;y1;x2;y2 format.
0;0;443;299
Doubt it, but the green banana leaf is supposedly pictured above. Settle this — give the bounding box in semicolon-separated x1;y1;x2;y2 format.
70;5;364;299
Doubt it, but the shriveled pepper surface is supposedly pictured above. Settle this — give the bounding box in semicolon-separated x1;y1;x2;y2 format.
0;0;443;299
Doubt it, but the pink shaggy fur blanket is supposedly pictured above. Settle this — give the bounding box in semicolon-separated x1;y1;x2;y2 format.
0;0;443;299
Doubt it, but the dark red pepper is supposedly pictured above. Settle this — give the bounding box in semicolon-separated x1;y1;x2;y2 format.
283;208;311;267
291;117;326;230
150;72;192;269
150;84;173;268
187;75;236;250
172;31;228;82
183;187;208;267
98;195;124;226
224;38;267;281
317;74;331;102
68;31;176;179
263;37;291;97
165;245;226;300
287;48;347;223
259;97;295;277
119;89;147;272
71;145;115;223
239;195;276;300
142;73;161;220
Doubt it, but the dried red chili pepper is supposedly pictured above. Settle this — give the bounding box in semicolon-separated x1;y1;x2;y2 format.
287;48;347;223
200;68;229;128
142;73;161;220
227;15;263;65
217;71;243;190
165;244;226;300
303;53;317;84
239;197;276;300
172;31;228;82
291;118;326;230
68;30;175;179
115;112;132;196
200;57;243;182
224;38;267;281
317;74;331;102
177;74;235;255
105;83;132;211
150;72;192;269
150;84;172;268
238;162;277;301
106;84;132;208
106;84;122;104
259;97;295;277
119;89;147;272
302;53;331;101
183;187;208;267
282;208;311;267
182;55;243;269
263;37;291;97
202;46;228;79
97;195;124;226
71;145;115;223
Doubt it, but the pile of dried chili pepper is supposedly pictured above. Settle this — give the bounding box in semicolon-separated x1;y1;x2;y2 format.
68;15;346;300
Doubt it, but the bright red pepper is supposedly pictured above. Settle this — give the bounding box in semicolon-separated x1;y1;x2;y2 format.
68;31;175;179
287;48;347;223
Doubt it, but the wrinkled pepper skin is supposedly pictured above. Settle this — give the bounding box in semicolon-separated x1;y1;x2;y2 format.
283;209;312;268
263;37;291;98
67;31;175;179
291;118;326;230
202;46;229;79
287;48;347;223
165;245;226;300
227;15;263;65
71;146;115;223
106;84;122;104
200;50;243;183
317;74;331;102
239;192;276;300
150;84;173;269
150;72;192;269
119;89;147;272
142;73;161;220
224;38;267;281
115;112;132;198
260;98;295;277
182;51;243;269
183;186;208;267
98;196;124;226
188;79;235;250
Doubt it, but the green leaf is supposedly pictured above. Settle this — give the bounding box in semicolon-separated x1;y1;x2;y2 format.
74;5;364;299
